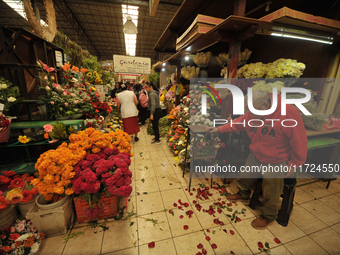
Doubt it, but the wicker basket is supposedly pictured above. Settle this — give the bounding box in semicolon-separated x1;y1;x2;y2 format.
0;119;11;143
73;193;118;223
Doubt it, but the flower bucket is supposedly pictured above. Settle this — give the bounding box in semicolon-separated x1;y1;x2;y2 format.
0;119;11;143
0;204;18;229
73;193;118;223
17;194;39;217
36;194;70;210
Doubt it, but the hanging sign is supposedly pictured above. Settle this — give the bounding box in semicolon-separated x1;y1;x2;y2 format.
113;55;151;75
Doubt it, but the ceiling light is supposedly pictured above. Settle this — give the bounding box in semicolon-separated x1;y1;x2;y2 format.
271;32;333;44
162;68;165;71
162;62;166;66
265;3;270;12
185;56;189;61
123;16;138;34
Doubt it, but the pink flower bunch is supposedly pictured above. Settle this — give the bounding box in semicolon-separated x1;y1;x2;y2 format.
72;147;133;198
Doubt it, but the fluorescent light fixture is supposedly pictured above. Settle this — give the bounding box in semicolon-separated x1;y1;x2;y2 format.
271;32;333;44
162;62;166;66
162;68;165;71
185;56;189;61
122;5;139;56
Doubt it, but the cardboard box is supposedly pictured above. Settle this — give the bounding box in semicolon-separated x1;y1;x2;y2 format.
176;14;224;50
260;7;340;32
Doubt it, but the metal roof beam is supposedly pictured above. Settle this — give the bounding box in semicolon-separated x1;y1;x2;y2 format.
54;0;100;58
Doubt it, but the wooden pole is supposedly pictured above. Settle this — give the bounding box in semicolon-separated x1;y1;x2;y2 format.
175;58;181;106
326;57;340;115
319;52;340;113
221;0;246;119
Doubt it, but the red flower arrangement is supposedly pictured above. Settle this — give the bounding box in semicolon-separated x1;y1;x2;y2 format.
0;113;10;128
0;196;10;211
72;147;133;211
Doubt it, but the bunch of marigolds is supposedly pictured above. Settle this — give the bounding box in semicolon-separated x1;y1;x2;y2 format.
32;128;132;200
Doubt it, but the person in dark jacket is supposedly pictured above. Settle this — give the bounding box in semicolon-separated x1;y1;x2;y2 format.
145;81;162;144
134;83;147;126
111;82;121;99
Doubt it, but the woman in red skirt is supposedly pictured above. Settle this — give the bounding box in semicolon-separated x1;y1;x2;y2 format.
116;82;140;141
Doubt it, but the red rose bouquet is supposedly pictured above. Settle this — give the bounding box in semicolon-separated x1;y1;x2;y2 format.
72;147;133;213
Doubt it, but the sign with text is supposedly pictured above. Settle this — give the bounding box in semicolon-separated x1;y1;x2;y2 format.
113;55;151;75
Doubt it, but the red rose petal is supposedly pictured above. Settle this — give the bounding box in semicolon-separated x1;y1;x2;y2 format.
197;243;204;249
190;193;193;196
258;242;264;248
274;238;281;244
202;248;207;255
169;183;173;185
148;241;155;248
230;230;234;235
218;198;221;201
230;251;235;255
173;203;177;207
185;188;188;191
180;215;184;219
211;243;217;249
223;229;227;233
183;225;189;230
236;217;241;222
207;229;210;232
193;188;196;191
196;253;202;255
178;206;182;210
184;202;189;207
205;236;210;241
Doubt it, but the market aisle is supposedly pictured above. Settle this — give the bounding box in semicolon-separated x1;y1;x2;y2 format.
36;125;340;255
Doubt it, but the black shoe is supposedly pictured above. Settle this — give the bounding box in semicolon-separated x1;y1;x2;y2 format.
151;140;161;144
135;137;139;142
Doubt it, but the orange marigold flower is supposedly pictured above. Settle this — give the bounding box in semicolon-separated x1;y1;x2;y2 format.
44;133;49;139
39;232;45;239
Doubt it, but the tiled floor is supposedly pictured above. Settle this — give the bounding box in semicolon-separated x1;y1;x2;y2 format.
36;126;340;255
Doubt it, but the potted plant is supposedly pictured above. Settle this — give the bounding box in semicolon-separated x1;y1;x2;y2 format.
43;122;75;142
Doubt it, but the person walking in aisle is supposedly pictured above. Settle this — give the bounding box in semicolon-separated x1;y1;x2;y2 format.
145;81;162;144
117;82;140;142
111;82;121;99
209;89;307;229
134;83;148;126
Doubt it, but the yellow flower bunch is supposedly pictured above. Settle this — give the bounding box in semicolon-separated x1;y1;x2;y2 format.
237;59;306;78
252;80;285;94
32;144;86;200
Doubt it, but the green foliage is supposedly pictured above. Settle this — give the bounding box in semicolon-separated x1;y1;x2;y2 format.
63;231;85;244
147;116;172;136
49;122;75;140
148;71;160;87
82;55;102;72
53;31;90;67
